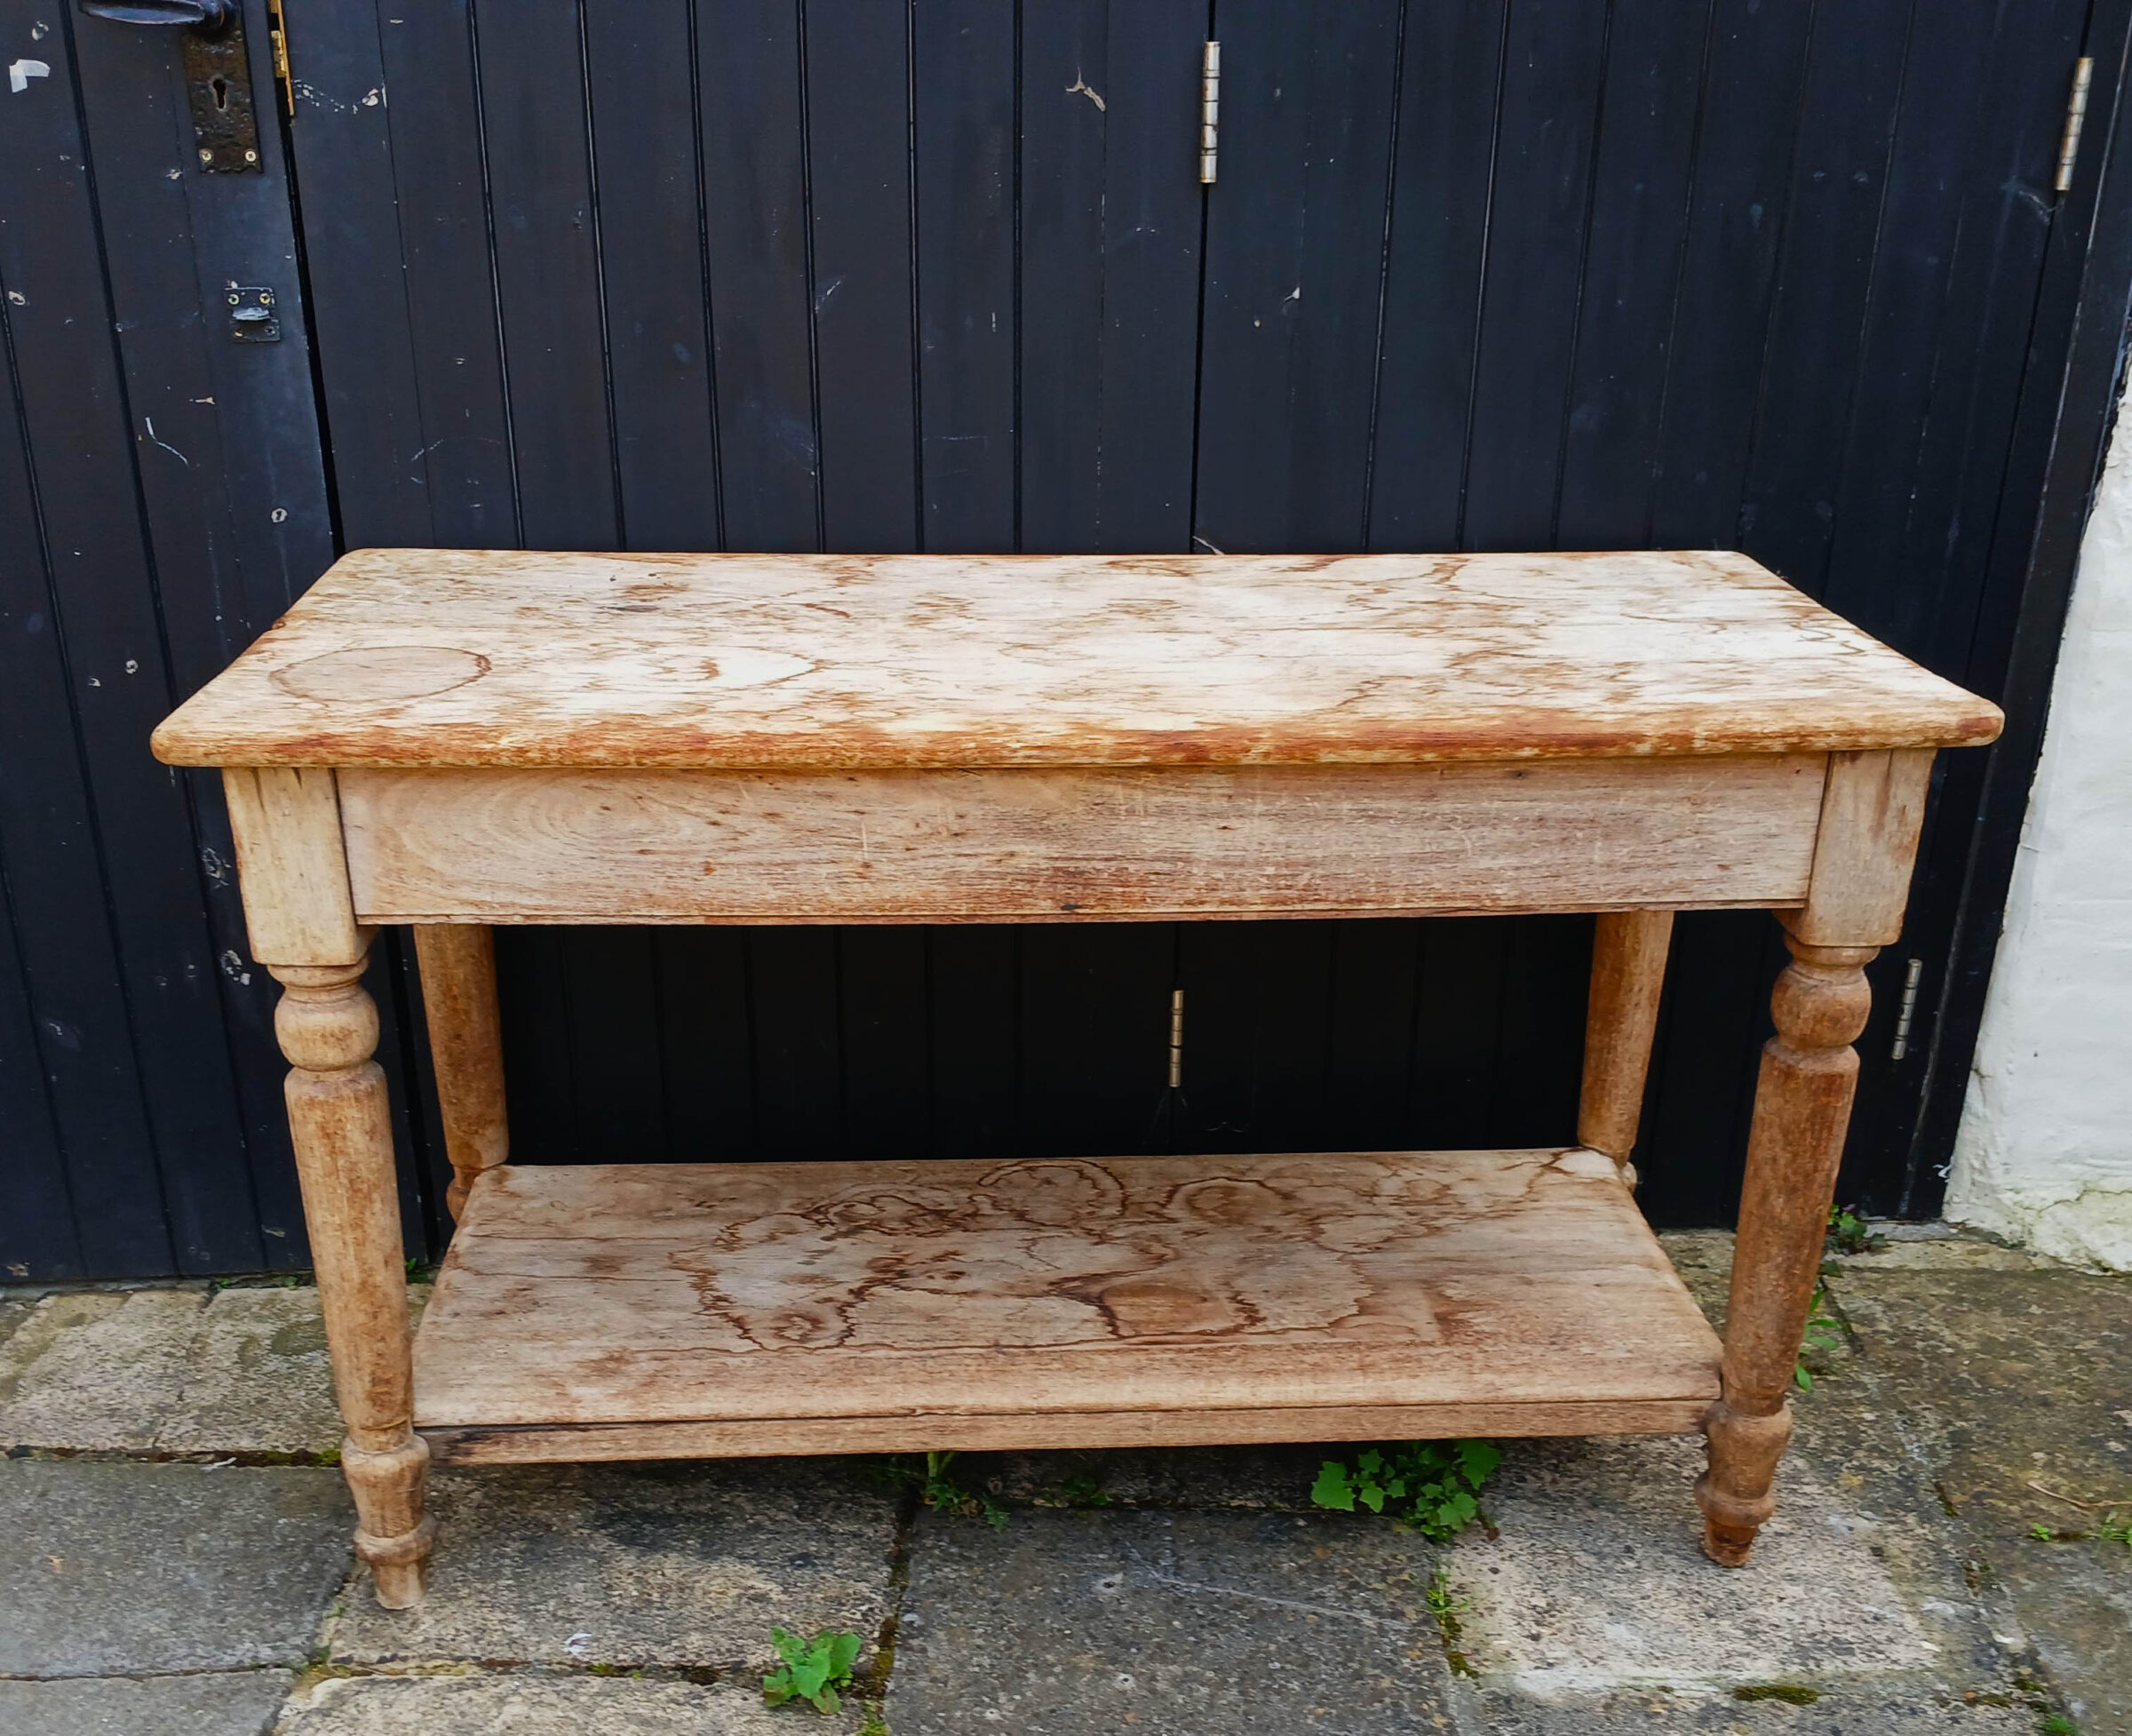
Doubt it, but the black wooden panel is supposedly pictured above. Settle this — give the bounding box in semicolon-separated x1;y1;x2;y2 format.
1019;925;1176;1158
840;927;933;1159
585;0;721;552
806;0;921;552
473;0;617;550
914;0;1017;552
655;927;758;1158
1020;1;1202;552
0;0;350;1278
1650;0;1814;547
698;0;818;551
925;926;1019;1159
1553;0;1708;548
1460;0;1608;550
1195;0;1403;553
1368;0;1503;551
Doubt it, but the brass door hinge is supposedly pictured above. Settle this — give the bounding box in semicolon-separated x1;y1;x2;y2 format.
266;0;294;121
2056;55;2094;195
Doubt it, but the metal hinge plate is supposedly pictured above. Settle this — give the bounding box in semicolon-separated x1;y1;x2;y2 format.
1200;42;1220;185
2057;55;2094;195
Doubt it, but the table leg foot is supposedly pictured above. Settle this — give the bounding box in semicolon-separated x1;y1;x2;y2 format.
345;1434;437;1608
1696;1399;1793;1565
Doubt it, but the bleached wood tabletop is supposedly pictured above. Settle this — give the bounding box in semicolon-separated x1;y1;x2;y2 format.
155;546;2000;1608
153;548;1998;769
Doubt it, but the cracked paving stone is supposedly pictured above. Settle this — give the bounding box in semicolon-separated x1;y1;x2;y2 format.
0;1460;351;1676
271;1671;862;1734
326;1460;898;1672
0;1670;296;1736
885;1505;1457;1734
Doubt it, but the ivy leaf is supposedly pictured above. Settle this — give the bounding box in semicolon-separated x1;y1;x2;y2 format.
1311;1461;1356;1511
1456;1439;1501;1486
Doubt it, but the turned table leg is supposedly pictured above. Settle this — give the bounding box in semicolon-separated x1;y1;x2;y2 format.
1695;928;1873;1563
274;955;435;1607
1696;747;1934;1565
1579;910;1673;1183
413;925;511;1220
225;768;434;1606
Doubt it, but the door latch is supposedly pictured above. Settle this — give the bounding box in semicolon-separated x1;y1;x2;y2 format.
227;284;280;343
77;0;262;173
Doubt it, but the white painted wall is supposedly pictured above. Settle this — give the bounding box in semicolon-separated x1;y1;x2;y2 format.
1947;386;2132;1270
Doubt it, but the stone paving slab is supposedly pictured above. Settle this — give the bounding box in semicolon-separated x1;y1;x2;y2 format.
272;1671;862;1734
325;1461;898;1673
0;1290;205;1451
1444;1435;1993;1699
0;1670;295;1736
156;1286;356;1457
885;1504;1455;1734
0;1284;429;1459
1451;1684;2040;1732
1821;1264;2132;1736
0;1461;351;1676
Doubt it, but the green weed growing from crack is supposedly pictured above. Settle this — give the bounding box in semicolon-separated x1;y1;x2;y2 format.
763;1627;864;1715
1794;1283;1843;1391
1826;1203;1887;1256
1311;1439;1500;1539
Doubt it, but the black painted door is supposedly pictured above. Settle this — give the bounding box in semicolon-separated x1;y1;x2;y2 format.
7;0;2125;1278
0;0;442;1278
274;0;2113;1239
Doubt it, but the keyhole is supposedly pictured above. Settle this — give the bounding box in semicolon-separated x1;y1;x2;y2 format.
211;75;228;112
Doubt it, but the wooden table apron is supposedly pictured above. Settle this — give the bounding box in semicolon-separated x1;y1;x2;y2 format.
152;548;2001;1607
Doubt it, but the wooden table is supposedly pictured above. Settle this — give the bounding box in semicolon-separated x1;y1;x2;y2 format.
154;548;2001;1606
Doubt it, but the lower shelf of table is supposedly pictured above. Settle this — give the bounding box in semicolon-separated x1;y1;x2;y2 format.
412;1148;1722;1467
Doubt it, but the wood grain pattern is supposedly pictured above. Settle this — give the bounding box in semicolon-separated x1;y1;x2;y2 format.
1791;747;1937;945
1579;910;1675;1165
221;768;366;967
410;926;510;1220
339;758;1827;924
272;954;433;1605
424;1396;1716;1467
410;1149;1722;1438
152;550;2002;770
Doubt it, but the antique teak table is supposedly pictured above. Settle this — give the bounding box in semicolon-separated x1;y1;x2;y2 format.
154;548;2001;1606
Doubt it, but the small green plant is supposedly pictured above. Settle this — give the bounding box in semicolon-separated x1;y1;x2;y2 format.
1039;1470;1111;1509
922;1450;1007;1530
2099;1512;2131;1549
1794;1284;1842;1391
2031;1524;2056;1541
763;1627;863;1715
1826;1204;1887;1256
1311;1439;1500;1539
2038;1714;2080;1735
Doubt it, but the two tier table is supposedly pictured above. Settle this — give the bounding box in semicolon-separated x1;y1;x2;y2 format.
152;548;2002;1606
